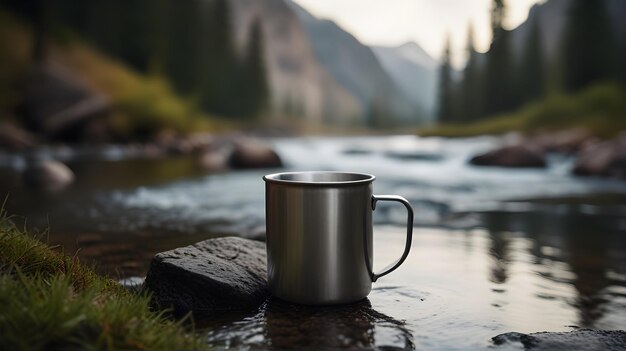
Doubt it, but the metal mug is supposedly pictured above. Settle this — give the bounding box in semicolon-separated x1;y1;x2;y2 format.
263;171;414;305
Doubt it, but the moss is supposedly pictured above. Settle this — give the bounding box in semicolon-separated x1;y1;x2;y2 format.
0;209;205;350
420;82;626;138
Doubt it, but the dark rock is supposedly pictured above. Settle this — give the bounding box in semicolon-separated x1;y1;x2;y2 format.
227;138;283;169
18;64;110;138
573;134;626;178
23;160;75;190
0;120;38;151
492;329;626;350
144;237;268;318
469;145;546;168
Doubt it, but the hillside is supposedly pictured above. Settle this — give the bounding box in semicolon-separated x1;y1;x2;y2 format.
0;11;215;141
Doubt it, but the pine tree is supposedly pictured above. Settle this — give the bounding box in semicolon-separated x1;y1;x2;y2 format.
200;0;238;116
460;23;482;122
164;0;205;95
483;0;514;116
561;0;617;92
240;18;269;118
437;35;454;123
517;16;544;105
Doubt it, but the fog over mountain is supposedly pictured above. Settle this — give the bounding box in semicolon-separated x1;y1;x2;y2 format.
286;0;426;125
372;42;439;120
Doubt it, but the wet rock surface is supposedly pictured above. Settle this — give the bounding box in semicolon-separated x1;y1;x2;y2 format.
144;237;268;317
469;145;546;168
22;160;75;190
204;298;415;350
492;329;626;350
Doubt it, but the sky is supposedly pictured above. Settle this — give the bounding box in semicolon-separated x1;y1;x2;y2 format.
291;0;545;67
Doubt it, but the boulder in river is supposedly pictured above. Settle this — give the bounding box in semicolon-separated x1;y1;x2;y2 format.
22;160;75;190
573;134;626;178
144;237;268;318
492;329;626;351
529;128;593;154
469;145;546;168
227;138;283;169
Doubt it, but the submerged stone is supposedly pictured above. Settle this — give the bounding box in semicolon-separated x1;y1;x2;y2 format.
493;329;626;350
23;160;75;190
469;145;546;168
144;237;268;317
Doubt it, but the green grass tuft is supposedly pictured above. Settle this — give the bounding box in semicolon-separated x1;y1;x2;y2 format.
0;209;205;351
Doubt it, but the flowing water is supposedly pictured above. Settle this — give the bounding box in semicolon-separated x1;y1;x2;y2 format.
1;135;626;350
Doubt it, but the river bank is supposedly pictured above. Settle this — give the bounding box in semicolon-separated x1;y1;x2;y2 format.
0;211;203;350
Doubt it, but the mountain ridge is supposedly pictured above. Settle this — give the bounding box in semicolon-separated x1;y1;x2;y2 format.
286;0;425;124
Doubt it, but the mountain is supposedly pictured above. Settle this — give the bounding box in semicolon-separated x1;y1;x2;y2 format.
230;0;361;125
371;42;438;119
286;0;424;125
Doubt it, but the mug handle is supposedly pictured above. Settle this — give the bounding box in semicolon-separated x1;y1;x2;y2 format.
367;195;414;282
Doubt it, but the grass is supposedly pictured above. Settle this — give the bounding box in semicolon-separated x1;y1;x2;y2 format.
0;209;205;350
419;82;626;138
0;10;227;140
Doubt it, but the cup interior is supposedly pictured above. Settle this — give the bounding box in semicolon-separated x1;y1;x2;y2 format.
264;171;375;185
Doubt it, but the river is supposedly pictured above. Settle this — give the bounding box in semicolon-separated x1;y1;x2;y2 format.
1;135;626;349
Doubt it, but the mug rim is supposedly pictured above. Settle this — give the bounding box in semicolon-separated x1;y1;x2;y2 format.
263;171;375;186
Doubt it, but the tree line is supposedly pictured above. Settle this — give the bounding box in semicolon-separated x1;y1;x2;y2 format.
437;0;624;124
3;0;269;119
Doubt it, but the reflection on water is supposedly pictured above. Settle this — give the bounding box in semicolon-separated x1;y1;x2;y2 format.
204;298;414;350
0;136;625;349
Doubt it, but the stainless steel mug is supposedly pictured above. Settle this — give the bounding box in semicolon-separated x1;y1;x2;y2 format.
263;171;414;305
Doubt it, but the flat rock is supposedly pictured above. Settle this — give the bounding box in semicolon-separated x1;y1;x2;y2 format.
492;329;626;350
144;237;268;317
469;145;546;168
